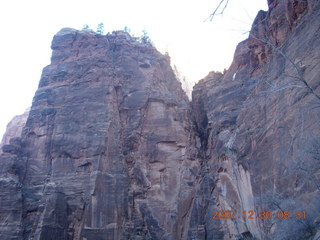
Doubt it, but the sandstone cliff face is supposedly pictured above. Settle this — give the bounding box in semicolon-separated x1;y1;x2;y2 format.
191;0;320;239
0;0;319;239
0;29;199;240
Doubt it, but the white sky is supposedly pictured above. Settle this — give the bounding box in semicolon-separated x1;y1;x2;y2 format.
0;0;268;139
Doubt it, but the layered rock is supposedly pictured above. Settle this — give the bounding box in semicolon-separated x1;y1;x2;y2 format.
0;0;320;239
0;29;199;240
191;0;320;239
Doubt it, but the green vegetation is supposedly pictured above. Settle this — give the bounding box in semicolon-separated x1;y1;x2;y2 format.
82;24;90;30
96;22;104;35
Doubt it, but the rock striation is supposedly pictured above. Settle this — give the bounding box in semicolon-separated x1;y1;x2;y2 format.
0;0;320;239
191;0;320;239
0;29;199;240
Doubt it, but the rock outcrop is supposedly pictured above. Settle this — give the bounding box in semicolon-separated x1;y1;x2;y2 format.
0;29;199;240
0;110;29;154
191;0;320;239
0;0;319;239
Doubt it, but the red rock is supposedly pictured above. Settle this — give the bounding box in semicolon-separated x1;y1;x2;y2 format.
0;0;319;239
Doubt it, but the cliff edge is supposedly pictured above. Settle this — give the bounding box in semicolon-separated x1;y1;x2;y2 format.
0;0;319;239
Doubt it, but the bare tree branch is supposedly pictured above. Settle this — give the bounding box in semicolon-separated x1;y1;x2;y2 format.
262;84;307;94
249;33;320;101
206;0;319;103
205;0;230;22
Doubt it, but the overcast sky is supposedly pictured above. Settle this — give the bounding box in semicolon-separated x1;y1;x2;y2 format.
0;0;268;139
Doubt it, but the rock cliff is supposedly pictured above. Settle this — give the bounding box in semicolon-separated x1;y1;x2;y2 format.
0;0;319;239
0;29;199;240
191;0;320;239
0;110;29;154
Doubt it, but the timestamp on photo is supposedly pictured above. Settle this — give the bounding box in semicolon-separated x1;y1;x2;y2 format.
212;210;306;220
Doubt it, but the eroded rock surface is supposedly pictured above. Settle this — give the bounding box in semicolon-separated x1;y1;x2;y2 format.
0;0;319;239
0;29;199;240
0;110;29;154
191;0;320;239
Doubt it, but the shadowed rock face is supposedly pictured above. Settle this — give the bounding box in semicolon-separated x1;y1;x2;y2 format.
0;0;320;239
0;29;199;240
191;0;320;239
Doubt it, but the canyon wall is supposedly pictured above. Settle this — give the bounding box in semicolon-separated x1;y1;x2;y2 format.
0;0;319;239
0;29;200;240
190;0;320;239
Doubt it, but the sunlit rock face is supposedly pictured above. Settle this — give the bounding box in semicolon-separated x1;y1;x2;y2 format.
0;0;319;239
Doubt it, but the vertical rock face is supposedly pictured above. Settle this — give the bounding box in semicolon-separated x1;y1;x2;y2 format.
0;29;199;240
191;0;320;239
0;110;29;153
0;0;319;239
